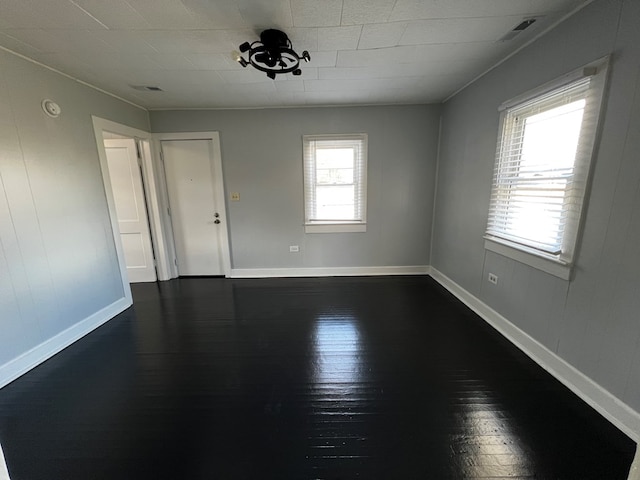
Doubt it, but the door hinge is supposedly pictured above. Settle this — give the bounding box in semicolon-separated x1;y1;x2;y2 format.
160;149;164;162
167;207;171;217
174;258;178;266
135;141;142;159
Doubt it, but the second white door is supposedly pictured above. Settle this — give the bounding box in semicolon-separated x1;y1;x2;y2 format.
162;138;227;276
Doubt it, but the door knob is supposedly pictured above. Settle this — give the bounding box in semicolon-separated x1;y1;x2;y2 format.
214;213;220;218
214;219;221;224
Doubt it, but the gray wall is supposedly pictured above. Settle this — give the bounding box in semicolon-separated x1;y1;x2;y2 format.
432;0;640;412
0;50;149;368
151;105;440;270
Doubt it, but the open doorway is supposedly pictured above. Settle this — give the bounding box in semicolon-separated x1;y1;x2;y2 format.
92;117;172;291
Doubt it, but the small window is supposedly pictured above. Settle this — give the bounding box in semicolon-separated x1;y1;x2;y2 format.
485;58;609;279
303;134;367;233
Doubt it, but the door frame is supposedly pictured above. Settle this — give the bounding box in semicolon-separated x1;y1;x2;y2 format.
153;132;231;278
92;117;173;288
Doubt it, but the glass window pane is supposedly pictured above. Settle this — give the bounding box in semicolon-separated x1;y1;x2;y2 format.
519;100;585;173
317;168;354;185
505;100;584;247
505;181;566;248
316;185;355;220
316;148;354;169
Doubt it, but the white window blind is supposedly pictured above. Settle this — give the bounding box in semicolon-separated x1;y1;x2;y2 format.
303;134;367;233
486;59;608;272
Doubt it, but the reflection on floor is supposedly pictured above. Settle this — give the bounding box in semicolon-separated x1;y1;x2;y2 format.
0;276;635;479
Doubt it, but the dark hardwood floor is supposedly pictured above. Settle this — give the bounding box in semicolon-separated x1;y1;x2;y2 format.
0;276;635;479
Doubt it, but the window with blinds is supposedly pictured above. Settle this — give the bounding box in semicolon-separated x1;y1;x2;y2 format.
485;58;609;278
303;134;367;233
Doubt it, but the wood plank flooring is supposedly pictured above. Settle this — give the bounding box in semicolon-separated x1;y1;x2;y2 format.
0;276;635;479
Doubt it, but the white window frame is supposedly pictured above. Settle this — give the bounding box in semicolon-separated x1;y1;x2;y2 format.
484;57;609;280
303;134;368;234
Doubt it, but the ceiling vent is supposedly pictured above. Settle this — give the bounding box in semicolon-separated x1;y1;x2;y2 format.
130;85;163;92
498;18;539;42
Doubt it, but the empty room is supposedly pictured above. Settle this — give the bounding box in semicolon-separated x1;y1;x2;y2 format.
0;0;639;478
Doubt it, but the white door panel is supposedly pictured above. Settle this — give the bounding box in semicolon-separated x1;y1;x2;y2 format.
104;139;157;283
162;139;225;276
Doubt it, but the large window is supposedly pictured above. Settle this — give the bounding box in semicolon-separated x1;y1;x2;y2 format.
303;134;367;233
485;58;609;279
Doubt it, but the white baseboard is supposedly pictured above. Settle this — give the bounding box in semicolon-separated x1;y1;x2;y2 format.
630;450;640;480
429;267;640;443
230;265;431;278
0;442;9;480
0;296;131;390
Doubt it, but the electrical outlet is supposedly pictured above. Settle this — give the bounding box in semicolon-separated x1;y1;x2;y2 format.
289;245;299;253
231;192;240;201
488;273;498;285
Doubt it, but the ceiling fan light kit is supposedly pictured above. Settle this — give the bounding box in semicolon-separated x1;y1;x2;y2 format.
233;29;310;80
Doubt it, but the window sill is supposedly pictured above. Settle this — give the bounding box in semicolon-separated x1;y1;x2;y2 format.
484;236;571;280
305;223;367;234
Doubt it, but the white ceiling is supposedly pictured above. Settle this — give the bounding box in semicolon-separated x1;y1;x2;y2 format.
0;0;589;109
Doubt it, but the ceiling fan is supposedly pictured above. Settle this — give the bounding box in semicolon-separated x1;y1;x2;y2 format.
232;29;311;79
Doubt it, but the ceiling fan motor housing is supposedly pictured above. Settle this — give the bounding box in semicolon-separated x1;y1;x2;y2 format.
259;29;290;66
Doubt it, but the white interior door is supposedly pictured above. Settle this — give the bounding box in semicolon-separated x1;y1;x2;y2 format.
161;139;227;276
104;138;157;283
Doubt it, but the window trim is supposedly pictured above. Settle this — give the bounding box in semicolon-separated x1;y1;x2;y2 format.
484;237;571;280
303;133;368;234
485;57;610;279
